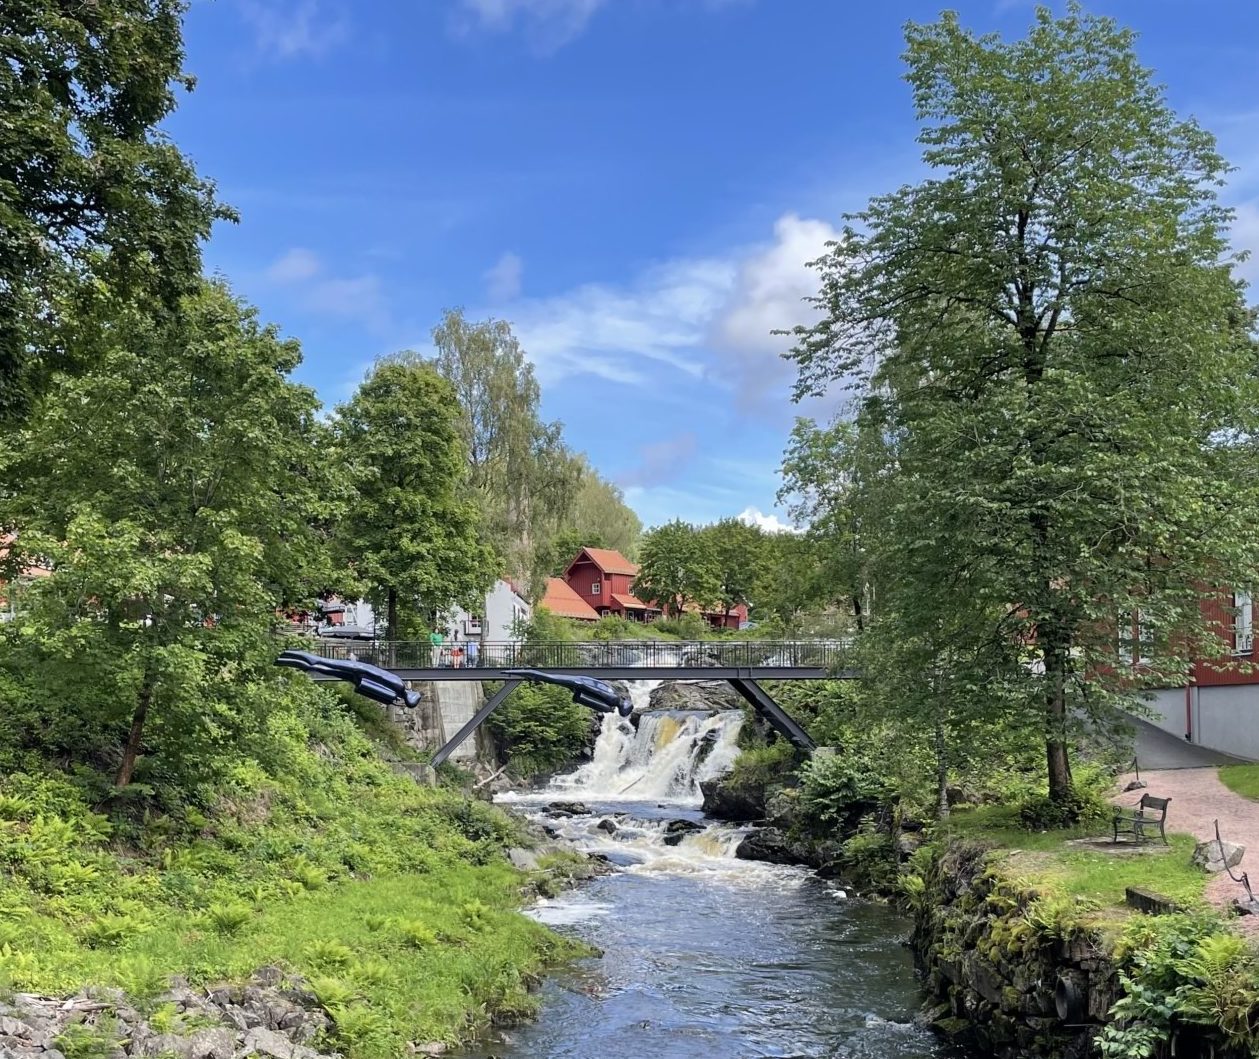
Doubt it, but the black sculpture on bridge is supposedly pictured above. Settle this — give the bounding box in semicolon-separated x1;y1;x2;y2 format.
276;649;422;708
502;669;633;717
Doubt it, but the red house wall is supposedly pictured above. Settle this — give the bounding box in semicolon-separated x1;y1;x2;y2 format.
1191;589;1256;687
565;560;608;611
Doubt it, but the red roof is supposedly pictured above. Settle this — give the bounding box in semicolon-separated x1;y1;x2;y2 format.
611;593;657;611
568;547;638;577
540;578;600;622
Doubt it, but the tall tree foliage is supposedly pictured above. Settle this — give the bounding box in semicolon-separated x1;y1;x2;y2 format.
789;5;1259;805
633;520;718;617
0;0;226;421
431;310;581;579
700;518;770;623
0;282;331;788
332;357;496;641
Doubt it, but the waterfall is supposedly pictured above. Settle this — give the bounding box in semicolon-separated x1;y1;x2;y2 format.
547;688;744;805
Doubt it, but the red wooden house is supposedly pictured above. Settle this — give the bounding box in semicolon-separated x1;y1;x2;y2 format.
558;547;748;630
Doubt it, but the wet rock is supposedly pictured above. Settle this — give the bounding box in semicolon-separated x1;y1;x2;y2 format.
661;820;704;846
645;683;740;712
546;801;590;816
413;1044;447;1057
699;777;765;822
1192;840;1244;873
596;818;617;834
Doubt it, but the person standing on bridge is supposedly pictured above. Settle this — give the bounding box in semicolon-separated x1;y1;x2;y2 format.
429;628;444;667
466;639;479;668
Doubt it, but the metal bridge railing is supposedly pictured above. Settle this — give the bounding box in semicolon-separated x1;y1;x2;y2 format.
292;639;851;671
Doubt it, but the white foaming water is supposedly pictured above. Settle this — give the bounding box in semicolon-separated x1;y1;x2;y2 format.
502;680;807;886
545;682;744;805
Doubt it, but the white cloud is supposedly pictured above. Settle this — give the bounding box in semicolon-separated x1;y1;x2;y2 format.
237;0;347;60
616;433;699;488
263;248;390;332
453;0;752;50
1231;200;1259;288
485;251;524;301
266;247;323;283
737;506;796;534
709;213;840;409
498;212;837;409
503;257;732;385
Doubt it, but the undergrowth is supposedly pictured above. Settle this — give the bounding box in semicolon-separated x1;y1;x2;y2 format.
0;677;585;1057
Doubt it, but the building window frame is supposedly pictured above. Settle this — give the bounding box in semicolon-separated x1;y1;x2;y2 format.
591;582;601;596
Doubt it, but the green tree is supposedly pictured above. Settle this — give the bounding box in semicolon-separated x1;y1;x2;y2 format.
789;4;1259;806
779;418;878;631
332;356;496;641
633;520;718;618
431;310;581;579
0;1;227;421
569;462;642;558
700;518;770;624
0;281;332;788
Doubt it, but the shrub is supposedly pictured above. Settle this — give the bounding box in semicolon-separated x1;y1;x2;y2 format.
797;752;891;833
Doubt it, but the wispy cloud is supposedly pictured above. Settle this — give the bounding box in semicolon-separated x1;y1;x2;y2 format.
453;0;752;51
616;433;699;488
237;0;348;60
485;251;524;301
494;212;839;411
265;248;390;332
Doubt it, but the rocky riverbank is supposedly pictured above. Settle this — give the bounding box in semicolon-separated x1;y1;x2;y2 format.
0;968;344;1059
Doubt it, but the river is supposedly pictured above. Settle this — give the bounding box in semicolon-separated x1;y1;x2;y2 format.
460;681;954;1059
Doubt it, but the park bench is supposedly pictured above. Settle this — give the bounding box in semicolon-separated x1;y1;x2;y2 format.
1113;793;1171;845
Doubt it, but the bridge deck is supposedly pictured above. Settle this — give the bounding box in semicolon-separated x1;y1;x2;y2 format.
295;639;852;683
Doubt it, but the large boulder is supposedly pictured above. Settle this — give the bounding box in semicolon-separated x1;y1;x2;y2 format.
734;827;845;876
1192;840;1244;873
700;776;765;822
646;682;741;713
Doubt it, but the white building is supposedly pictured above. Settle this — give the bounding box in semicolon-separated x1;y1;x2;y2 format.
444;578;531;645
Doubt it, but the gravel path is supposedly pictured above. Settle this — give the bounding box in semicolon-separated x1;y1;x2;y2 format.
1114;764;1259;934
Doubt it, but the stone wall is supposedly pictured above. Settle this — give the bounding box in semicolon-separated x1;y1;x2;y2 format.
912;839;1250;1059
387;681;493;763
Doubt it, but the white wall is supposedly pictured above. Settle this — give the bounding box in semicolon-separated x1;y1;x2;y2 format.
445;579;531;643
1140;684;1259;761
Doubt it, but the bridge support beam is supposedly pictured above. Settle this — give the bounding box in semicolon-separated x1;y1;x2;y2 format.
728;678;816;752
431;680;522;768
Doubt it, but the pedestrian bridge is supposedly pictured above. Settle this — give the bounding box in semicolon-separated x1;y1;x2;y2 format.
300;638;854;682
296;638;855;763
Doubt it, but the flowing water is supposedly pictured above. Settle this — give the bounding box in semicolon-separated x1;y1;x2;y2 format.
463;681;950;1059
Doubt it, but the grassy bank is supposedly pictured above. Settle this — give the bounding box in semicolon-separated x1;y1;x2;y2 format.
1219;764;1259;801
940;803;1210;915
0;676;587;1057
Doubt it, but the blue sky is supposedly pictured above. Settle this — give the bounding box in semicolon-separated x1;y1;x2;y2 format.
173;0;1259;530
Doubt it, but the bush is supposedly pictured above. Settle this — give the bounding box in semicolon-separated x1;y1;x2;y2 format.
1017;766;1113;831
797;752;892;833
486;682;591;778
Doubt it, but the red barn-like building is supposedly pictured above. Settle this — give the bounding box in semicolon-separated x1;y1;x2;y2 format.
558;547;748;630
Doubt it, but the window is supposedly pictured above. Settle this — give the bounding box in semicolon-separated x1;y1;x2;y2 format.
591;582;601;595
1235;590;1253;655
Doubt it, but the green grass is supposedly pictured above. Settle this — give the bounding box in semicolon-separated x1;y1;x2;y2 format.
1219;764;1259;801
941;803;1210;913
0;682;588;1058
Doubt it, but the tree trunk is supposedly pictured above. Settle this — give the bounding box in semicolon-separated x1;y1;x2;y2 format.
387;587;398;667
1043;631;1074;803
935;715;949;820
116;672;153;788
852;594;864;633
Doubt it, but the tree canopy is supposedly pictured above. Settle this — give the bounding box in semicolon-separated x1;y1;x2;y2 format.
0;0;227;421
0;281;330;787
331;356;497;641
789;3;1259;804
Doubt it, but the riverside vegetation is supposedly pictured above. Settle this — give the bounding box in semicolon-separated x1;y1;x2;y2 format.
692;676;1259;1056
